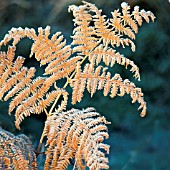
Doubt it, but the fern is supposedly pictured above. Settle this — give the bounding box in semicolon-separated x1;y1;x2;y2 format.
0;1;155;169
0;128;37;170
71;62;146;117
44;108;110;170
0;46;68;129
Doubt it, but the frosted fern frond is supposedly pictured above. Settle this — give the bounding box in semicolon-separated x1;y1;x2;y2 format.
71;63;146;117
83;1;136;51
0;46;68;129
89;44;140;80
110;2;155;39
0;26;81;78
44;107;110;170
0;2;155;169
68;3;98;56
14;85;68;129
0;128;37;170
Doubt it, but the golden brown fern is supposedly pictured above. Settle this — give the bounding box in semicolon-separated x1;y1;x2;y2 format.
0;1;155;170
68;3;98;56
44;108;110;170
69;0;155;51
69;1;155;78
88;44;140;80
0;2;155;128
83;1;136;50
0;128;37;170
71;62;146;117
0;46;68;129
0;26;81;77
0;26;83;129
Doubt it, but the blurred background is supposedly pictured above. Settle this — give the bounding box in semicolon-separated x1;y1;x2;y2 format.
0;0;170;169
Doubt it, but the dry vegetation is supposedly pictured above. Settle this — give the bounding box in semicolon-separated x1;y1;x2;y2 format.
0;1;155;169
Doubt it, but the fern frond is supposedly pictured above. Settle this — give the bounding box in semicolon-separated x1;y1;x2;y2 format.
0;47;37;104
0;67;27;100
0;46;69;129
89;44;140;80
4;67;36;101
44;55;82;76
110;10;135;39
8;77;45;114
110;2;155;39
0;27;37;47
71;63;146;117
128;3;155;25
0;46;18;86
0;26;81;80
44;108;110;170
84;1;154;51
14;85;68;130
83;1;135;51
29;26;80;78
0;128;37;170
39;87;68;114
69;3;98;56
83;1;111;44
121;2;138;32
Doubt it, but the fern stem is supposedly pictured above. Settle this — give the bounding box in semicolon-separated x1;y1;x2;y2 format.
72;159;76;170
63;55;89;89
48;91;61;116
44;108;49;116
36;95;61;152
64;38;103;88
36;128;45;153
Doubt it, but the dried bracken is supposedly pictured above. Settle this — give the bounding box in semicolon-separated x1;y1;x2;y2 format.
71;62;146;117
0;128;37;170
44;108;110;170
0;1;155;169
0;46;68;129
